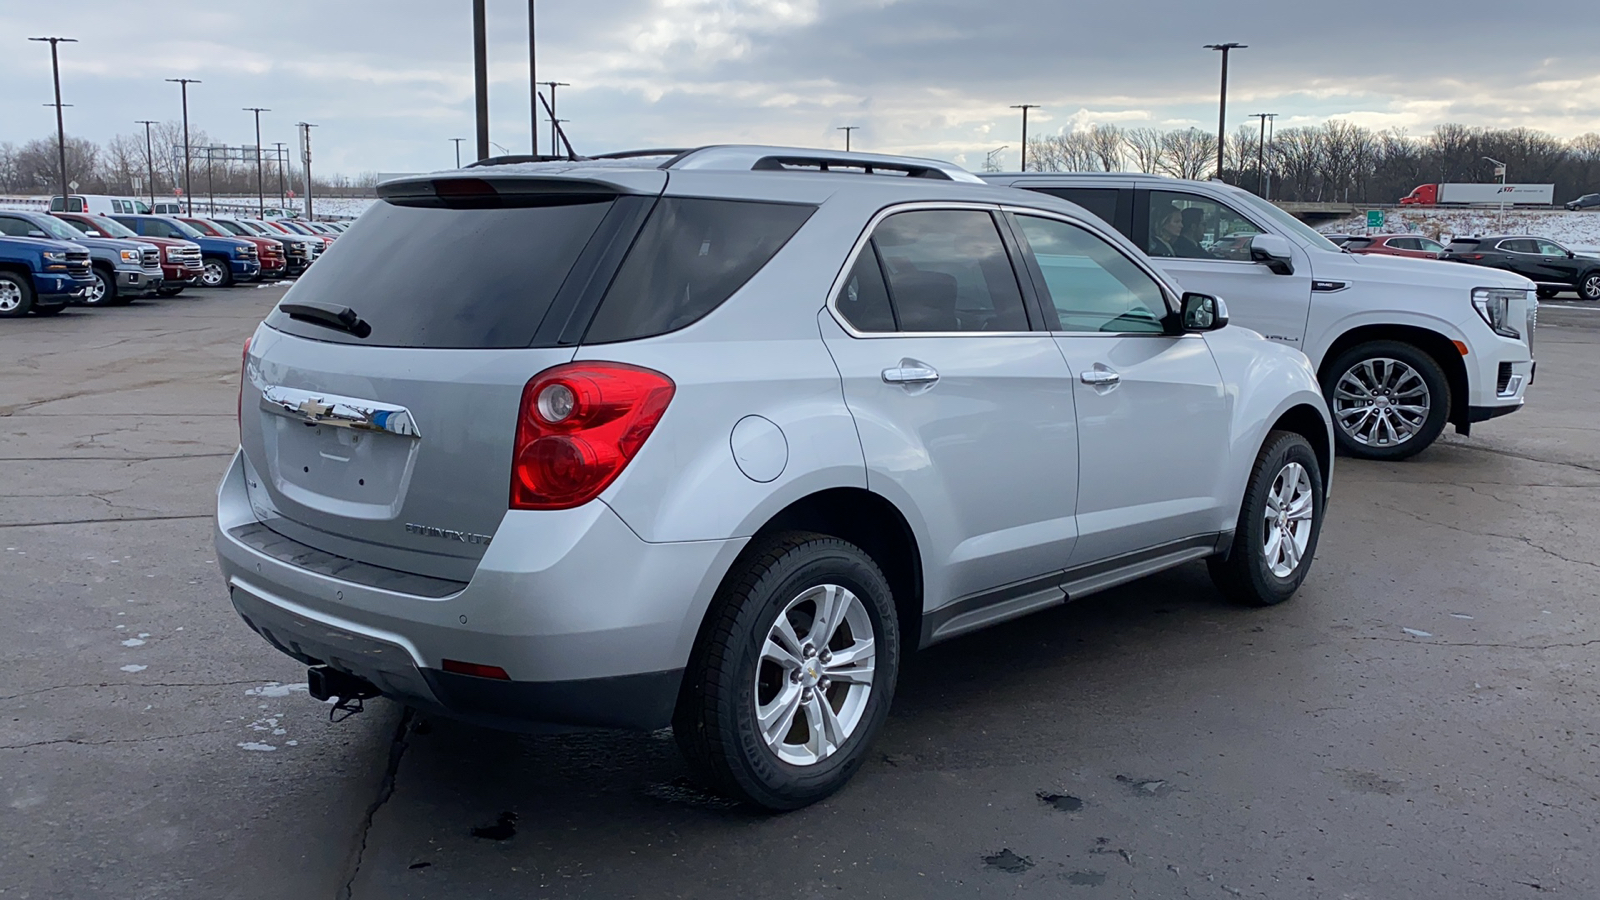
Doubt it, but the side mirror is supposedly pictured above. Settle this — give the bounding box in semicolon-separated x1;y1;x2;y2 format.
1568;250;1576;258
1178;292;1229;332
1250;233;1296;275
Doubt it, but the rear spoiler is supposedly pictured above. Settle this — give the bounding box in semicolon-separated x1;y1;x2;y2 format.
376;174;660;209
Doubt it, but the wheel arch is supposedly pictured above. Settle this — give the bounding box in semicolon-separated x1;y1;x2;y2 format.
1268;404;1332;496
1317;324;1469;430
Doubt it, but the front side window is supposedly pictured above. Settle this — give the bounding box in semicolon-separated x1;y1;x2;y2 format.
1146;191;1264;261
1417;238;1445;253
1536;239;1566;256
870;209;1029;333
1014;215;1168;334
0;216;41;238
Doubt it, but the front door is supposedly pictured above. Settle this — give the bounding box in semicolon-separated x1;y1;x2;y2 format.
1138;189;1315;352
1007;211;1232;566
819;207;1080;610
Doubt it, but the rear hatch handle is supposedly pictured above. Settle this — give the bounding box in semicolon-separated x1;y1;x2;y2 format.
259;386;422;438
279;300;372;339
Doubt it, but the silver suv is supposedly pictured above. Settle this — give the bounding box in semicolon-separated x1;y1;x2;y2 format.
216;147;1333;809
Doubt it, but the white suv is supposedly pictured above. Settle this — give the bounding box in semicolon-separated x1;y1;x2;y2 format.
984;173;1537;460
217;147;1332;809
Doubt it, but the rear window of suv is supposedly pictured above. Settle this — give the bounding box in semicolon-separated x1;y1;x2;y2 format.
264;197;616;348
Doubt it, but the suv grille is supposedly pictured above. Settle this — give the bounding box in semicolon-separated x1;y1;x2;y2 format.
65;249;91;280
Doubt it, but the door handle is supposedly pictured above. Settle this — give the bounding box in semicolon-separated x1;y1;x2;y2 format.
882;361;940;385
1080;368;1120;386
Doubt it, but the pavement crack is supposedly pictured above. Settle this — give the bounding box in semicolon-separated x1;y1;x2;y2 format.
1351;637;1600;651
0;680;268;702
0;728;230;750
0;513;211;529
1444;442;1600;475
1371;502;1600;571
338;707;416;900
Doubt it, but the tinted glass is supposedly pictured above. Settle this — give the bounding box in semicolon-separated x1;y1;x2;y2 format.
1536;240;1565;255
1147;191;1263;261
1015;215;1167;334
212;220;251;236
1417;238;1444;253
585;198;814;343
872;210;1028;333
0;216;43;237
1031;188;1120;228
1388;238;1419;251
1499;239;1537;253
264;197;614;348
1342;237;1374;250
836;245;896;332
82;215;138;238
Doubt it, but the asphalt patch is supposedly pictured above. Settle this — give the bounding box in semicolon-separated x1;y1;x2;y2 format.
1115;774;1175;797
469;811;518;841
1037;790;1085;812
982;848;1035;874
1066;870;1107;886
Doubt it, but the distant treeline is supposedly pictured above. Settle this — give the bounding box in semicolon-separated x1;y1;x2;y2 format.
1020;122;1600;204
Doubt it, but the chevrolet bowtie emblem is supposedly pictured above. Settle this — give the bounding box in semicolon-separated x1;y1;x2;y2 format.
296;398;334;418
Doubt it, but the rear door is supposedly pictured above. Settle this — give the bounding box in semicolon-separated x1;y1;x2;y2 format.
819;206;1080;608
1007;211;1231;564
1136;188;1314;351
239;178;662;581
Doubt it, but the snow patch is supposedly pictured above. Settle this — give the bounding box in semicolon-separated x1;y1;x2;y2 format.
120;638;145;647
245;682;309;698
120;664;147;673
237;742;277;752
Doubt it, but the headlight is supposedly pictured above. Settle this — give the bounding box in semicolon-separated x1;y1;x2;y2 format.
120;249;141;262
234;245;252;257
42;250;65;262
1472;288;1523;339
165;246;180;261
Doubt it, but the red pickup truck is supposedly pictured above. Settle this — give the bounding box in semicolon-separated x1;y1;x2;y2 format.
52;212;205;296
181;217;286;279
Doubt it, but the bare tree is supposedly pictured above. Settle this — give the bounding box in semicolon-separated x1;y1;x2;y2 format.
1158;128;1216;180
1122;128;1167;175
1088;124;1125;172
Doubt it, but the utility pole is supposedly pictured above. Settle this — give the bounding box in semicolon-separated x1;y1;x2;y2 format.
1484;156;1508;229
837;126;858;152
528;0;539;157
29;36;78;209
298;123;317;220
451;137;465;168
244;107;270;217
472;0;490;161
205;145;217;215
1010;104;1040;171
1250;113;1276;198
135;121;158;208
1264;114;1276;200
1204;43;1246;182
166;78;201;214
541;81;570;156
273;142;288;209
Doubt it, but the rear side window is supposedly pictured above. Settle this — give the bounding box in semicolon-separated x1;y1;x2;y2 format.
872;209;1029;333
265;198;615;348
583;198;814;343
1029;187;1121;229
836;245;897;332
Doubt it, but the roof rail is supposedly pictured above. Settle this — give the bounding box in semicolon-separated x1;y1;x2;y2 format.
664;145;984;183
464;154;571;168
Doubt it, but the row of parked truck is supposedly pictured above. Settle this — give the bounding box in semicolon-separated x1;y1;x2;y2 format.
0;197;350;318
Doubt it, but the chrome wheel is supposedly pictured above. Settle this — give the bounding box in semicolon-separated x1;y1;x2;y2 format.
1263;461;1314;578
754;583;876;767
86;270;109;305
201;260;226;287
1332;357;1430;448
0;280;21;313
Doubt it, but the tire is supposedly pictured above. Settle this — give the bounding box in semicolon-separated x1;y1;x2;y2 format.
200;257;232;288
1208;430;1326;606
1580;271;1600;302
157;285;185;298
1323;340;1449;461
31;303;65;317
1536;287;1559;300
0;271;34;318
674;532;900;811
84;266;117;306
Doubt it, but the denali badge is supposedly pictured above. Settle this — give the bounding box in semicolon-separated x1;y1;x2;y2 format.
405;523;494;546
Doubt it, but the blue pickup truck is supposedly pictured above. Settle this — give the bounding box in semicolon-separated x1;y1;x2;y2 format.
0;236;95;317
110;214;260;288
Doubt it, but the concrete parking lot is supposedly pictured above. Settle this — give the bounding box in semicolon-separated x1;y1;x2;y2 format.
3;285;1597;899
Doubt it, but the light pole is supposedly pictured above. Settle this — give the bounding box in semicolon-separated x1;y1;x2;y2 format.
1204;43;1246;182
244;107;270;217
135;120;158;208
983;145;1009;174
273;142;288;210
541;81;570;156
1484;156;1508;227
298;123;318;220
29;36;78;208
837;126;859;152
471;0;490;161
166;78;201;214
1250;112;1276;198
528;0;539;157
1010;104;1040;171
451;137;465;168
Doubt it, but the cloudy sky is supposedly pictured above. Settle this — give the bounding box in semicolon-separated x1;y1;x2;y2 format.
3;0;1598;176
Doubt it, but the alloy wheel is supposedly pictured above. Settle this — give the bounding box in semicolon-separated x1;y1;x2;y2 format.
1583;274;1600;301
0;281;21;313
201;261;225;287
754;583;876;767
1262;461;1315;578
86;272;108;304
1332;357;1431;448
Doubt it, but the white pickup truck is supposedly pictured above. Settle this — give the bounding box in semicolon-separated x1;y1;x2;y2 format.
984;172;1537;460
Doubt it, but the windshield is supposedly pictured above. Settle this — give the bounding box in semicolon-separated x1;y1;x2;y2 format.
32;215;91;241
83;215;140;238
1232;192;1343;252
278;221;311;234
235;219;268;235
211;220;250;237
167;219;206;240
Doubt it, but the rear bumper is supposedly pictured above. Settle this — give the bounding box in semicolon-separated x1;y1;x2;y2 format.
213;450;744;731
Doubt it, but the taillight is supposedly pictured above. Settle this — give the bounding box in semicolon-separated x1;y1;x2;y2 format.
510;362;675;510
237;336;251;434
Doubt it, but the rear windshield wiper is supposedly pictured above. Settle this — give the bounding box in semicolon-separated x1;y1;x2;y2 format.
280;301;372;339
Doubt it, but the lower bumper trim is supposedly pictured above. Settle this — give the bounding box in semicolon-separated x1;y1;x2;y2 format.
1468;403;1522;424
421;667;683;732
